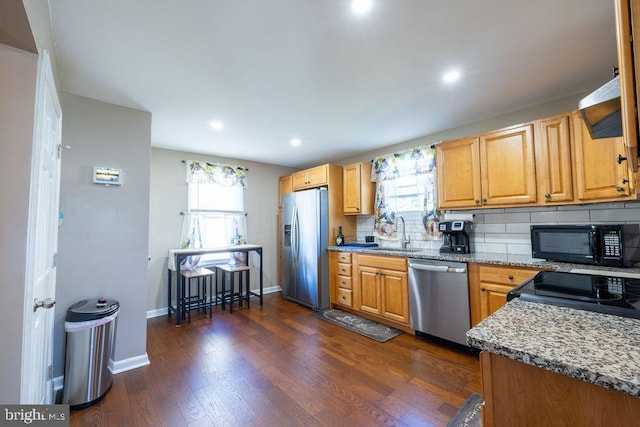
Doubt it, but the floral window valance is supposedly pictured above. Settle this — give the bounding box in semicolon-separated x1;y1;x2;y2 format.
185;160;247;188
370;145;442;241
370;145;436;182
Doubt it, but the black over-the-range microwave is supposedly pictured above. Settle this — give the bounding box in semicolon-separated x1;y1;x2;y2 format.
530;224;640;267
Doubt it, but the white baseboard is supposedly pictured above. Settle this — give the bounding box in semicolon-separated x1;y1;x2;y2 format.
146;285;282;318
109;353;150;374
53;353;150;399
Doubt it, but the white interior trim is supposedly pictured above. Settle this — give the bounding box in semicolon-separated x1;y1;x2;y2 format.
109;354;150;375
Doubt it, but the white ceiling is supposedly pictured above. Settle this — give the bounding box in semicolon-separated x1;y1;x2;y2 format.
49;0;618;168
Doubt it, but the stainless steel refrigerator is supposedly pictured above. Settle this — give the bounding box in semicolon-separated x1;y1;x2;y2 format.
282;187;329;311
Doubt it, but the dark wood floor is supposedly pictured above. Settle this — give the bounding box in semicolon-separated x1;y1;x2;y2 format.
70;293;481;426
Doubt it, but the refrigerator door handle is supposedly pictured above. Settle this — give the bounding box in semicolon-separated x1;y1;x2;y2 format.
291;205;298;262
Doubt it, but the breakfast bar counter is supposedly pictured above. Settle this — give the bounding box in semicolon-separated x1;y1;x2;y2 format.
168;244;263;325
467;298;640;397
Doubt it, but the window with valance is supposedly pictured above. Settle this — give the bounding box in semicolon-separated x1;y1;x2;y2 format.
179;160;248;269
370;145;442;241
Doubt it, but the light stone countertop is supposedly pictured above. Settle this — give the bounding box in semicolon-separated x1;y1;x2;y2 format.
466;298;640;397
327;246;640;276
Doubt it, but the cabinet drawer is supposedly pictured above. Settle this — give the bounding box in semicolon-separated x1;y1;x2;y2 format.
337;262;352;276
336;288;352;307
337;275;352;289
337;252;352;263
357;254;407;272
478;267;540;286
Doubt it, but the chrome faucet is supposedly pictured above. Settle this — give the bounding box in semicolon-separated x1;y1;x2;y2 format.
396;215;410;249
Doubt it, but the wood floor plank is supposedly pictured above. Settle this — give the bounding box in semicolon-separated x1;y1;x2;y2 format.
70;293;480;426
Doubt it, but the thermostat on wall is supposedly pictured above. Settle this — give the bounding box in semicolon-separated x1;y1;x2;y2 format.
93;167;122;186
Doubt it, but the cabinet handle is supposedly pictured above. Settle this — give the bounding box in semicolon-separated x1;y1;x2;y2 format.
475;199;480;204
508;275;514;280
617;154;628;164
356;207;360;211
617;187;626;192
482;198;487;204
544;193;551;200
480;287;486;292
622;178;629;184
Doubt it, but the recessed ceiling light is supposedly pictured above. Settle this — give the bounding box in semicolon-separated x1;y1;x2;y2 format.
210;120;224;130
291;138;301;147
351;0;373;14
443;70;461;84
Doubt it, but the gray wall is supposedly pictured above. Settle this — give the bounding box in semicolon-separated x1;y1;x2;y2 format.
148;148;297;311
0;44;38;403
55;93;151;377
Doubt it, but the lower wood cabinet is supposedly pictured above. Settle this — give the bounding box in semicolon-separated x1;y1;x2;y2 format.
468;264;541;327
356;254;409;325
329;251;409;326
481;352;640;426
330;251;353;307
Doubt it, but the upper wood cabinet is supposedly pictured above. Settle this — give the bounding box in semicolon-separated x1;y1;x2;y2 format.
292;164;329;190
615;0;639;172
535;113;574;204
572;111;633;201
343;162;375;215
437;123;537;209
437;136;482;209
479;123;537;206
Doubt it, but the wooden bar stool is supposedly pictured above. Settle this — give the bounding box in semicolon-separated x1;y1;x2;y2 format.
180;267;215;322
217;264;251;313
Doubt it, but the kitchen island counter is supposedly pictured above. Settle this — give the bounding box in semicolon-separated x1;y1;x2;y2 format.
466;298;640;397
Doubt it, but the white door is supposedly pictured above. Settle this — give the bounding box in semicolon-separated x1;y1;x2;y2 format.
21;50;62;404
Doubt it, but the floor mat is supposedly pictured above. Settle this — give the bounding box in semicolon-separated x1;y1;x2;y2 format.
446;392;484;427
315;309;403;342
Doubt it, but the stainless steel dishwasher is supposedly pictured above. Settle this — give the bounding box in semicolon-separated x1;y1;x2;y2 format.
408;258;470;346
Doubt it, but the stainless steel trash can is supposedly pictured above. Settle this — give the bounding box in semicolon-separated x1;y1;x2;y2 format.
62;298;119;409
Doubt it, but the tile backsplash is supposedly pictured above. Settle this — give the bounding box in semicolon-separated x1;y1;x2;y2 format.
355;201;640;257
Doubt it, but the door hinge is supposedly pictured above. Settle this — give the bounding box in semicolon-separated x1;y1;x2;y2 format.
57;144;62;159
47;365;53;381
52;253;57;268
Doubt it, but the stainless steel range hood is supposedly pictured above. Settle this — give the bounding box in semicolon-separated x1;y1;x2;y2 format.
578;76;623;139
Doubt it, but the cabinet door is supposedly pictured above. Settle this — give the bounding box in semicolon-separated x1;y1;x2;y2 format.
572;111;631;200
343;163;362;214
343;162;374;215
307;165;328;187
615;0;639;172
479;282;513;320
535;114;574;203
291;170;308;190
436;137;482;209
358;266;381;315
380;268;409;324
480;123;537;206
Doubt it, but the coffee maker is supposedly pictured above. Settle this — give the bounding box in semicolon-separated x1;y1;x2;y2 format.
439;220;473;253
